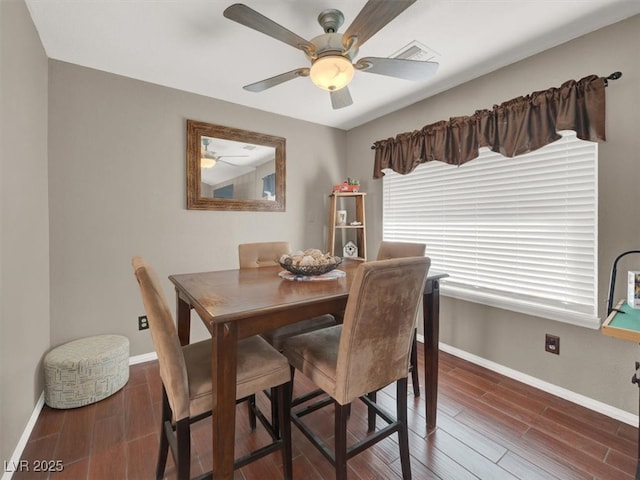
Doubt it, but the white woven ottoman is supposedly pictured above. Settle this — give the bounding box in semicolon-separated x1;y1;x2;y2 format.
43;334;129;409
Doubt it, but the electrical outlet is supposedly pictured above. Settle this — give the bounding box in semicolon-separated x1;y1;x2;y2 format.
545;334;560;354
138;315;149;331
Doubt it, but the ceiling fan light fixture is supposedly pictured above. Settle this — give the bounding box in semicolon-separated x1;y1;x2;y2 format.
201;138;217;168
201;157;216;169
310;55;354;92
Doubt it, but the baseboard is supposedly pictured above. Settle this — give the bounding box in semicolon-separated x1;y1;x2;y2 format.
3;352;158;479
129;351;158;365
2;393;44;480
416;333;638;427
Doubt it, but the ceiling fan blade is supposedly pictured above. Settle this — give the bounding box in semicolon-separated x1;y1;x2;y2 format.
330;87;353;110
343;0;416;49
217;158;258;169
355;57;438;81
224;4;316;54
217;158;240;166
243;68;310;92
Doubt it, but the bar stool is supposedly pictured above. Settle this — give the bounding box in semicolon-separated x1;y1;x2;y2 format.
132;257;292;480
282;257;430;480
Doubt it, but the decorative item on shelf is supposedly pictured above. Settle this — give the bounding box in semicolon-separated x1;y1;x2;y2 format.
332;178;360;193
343;241;358;258
279;249;342;276
328;189;366;260
337;210;347;225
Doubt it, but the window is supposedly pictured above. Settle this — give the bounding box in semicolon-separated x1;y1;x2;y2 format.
383;131;599;328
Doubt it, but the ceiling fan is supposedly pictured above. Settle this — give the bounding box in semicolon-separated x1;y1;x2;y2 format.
201;138;248;169
223;0;439;109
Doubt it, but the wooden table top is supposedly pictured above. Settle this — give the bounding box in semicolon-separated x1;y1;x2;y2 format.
169;259;446;329
169;259;361;325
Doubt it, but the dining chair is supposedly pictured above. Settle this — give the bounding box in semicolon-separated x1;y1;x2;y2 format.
282;256;431;480
132;257;292;480
376;240;427;396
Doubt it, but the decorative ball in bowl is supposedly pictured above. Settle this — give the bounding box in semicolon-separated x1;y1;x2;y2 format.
279;249;342;276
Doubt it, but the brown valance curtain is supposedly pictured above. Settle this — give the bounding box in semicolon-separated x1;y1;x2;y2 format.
372;74;607;178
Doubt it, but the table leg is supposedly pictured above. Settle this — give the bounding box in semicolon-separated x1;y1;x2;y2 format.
212;322;238;480
423;279;440;433
175;290;191;347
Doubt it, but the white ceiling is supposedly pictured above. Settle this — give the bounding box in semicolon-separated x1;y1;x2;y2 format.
25;0;640;131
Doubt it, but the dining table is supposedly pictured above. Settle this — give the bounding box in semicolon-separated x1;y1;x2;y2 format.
169;258;447;480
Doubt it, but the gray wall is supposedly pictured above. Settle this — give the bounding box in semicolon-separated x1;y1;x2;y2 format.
347;15;640;414
0;0;50;464
47;61;346;353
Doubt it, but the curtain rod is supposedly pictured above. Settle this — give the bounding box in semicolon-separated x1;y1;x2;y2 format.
370;72;623;150
604;71;622;86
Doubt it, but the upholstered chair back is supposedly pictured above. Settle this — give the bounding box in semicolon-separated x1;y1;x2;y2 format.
376;240;426;260
239;241;291;269
132;257;190;421
334;256;430;404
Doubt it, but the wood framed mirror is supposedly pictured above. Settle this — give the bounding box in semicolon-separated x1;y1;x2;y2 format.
186;120;286;211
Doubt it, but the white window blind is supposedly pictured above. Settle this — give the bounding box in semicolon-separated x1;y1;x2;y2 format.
383;131;599;328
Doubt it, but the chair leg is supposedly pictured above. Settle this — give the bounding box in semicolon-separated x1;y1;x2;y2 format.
277;381;293;480
410;328;420;397
367;391;377;432
396;377;412;480
289;365;295;404
156;388;171;480
248;394;257;430
335;402;350;480
175;418;191;480
271;387;280;437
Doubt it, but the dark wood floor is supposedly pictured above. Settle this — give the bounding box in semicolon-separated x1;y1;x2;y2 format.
16;346;638;479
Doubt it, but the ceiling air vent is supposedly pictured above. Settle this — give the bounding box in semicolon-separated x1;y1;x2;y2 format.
391;40;439;62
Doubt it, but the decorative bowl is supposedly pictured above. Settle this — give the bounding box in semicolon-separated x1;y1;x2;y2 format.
279;257;342;276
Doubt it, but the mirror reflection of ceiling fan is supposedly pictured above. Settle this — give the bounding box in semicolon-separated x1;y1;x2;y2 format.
223;0;439;109
201;138;249;169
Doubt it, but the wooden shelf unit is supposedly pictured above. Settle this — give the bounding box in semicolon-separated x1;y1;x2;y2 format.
328;192;367;261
